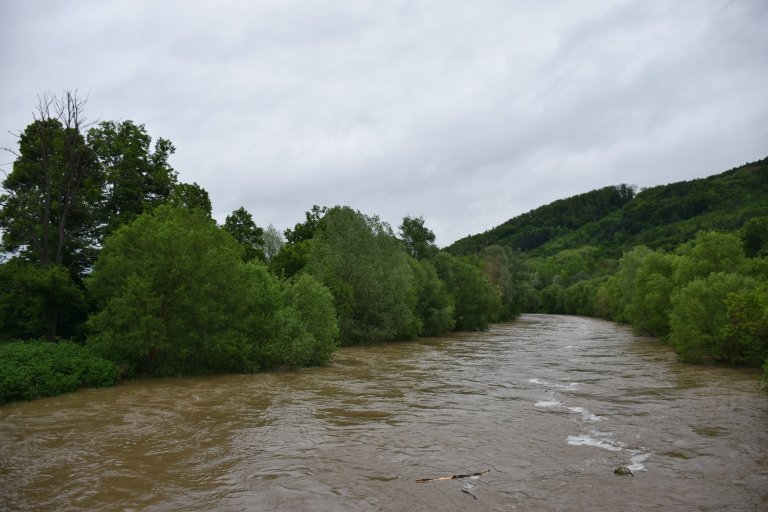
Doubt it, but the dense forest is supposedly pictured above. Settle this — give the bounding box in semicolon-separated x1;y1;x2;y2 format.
1;93;766;404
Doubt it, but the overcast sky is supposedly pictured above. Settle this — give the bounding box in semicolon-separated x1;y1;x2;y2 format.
2;0;767;246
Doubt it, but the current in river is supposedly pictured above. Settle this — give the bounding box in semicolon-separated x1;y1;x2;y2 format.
1;314;767;511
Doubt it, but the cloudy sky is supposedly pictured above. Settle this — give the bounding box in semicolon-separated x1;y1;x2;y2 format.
2;0;767;246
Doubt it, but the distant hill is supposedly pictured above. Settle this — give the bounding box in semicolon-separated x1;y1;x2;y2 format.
447;157;768;257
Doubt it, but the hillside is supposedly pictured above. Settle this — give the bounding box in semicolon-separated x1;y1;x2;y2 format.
447;157;768;257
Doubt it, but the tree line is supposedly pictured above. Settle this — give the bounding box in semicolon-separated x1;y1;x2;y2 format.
0;93;527;402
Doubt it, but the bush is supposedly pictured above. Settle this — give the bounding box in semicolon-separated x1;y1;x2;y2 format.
0;341;118;405
669;273;759;363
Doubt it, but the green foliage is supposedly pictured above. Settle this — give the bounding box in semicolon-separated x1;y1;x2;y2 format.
0;341;118;405
448;158;768;257
223;207;266;262
480;245;534;320
434;252;501;331
270;239;313;278
285;205;327;244
624;250;678;337
721;287;768;366
448;184;636;255
669;273;759;363
87;206;251;374
740;216;768;258
88;120;177;237
278;273;340;365
399;216;438;260
168;182;212;216
0;260;87;341
86;205;339;374
0;101;101;276
308;207;420;344
409;258;455;336
674;231;747;283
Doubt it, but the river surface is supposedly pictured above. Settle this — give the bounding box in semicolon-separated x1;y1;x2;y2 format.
1;314;767;511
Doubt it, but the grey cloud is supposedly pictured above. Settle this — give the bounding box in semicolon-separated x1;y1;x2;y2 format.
1;0;767;246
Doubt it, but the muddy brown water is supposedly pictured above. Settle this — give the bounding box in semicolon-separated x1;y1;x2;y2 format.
1;314;767;511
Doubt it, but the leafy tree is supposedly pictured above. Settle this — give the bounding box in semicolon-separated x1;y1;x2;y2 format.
223;207;266;262
270;240;313;278
675;231;747;284
262;224;284;261
0;260;87;341
88;120;177;237
625;250;678;337
0;92;101;274
669;272;759;363
434;252;501;331
280;273;340;365
0;93;100;339
284;205;326;244
169;182;212;216
308;206;419;344
480;245;533;319
721;286;768;366
86;206;252;374
741;216;768;258
409;258;455;336
399;215;438;260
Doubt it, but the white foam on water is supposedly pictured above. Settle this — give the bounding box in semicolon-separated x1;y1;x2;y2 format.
535;400;562;408
628;451;651;472
567;406;602;422
528;378;579;391
567;434;624;452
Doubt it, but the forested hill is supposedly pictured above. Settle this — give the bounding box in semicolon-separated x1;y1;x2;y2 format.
447;157;768;257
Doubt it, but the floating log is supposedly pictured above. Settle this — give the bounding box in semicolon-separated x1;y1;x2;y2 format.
614;465;634;476
416;469;490;483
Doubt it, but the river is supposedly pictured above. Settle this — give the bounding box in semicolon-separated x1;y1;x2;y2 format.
1;314;766;511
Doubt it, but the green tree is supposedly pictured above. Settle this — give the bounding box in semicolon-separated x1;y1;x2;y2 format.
721;286;768;366
88;120;177;237
625;250;678;337
675;231;747;284
169;182;212;216
480;245;533;319
669;272;759;363
434;252;501;331
86;206;252;374
223;207;266;262
741;216;768;258
399;215;438;260
285;205;326;244
0;92;101;274
308;206;419;344
0;92;100;339
409;258;455;336
0;260;87;341
280;273;340;365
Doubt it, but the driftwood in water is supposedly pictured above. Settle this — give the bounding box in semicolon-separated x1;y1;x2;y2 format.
416;469;490;484
614;465;634;476
461;489;478;500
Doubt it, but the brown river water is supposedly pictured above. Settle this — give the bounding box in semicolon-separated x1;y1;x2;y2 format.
1;314;767;511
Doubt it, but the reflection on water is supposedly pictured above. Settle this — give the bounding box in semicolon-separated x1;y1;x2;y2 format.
1;314;767;511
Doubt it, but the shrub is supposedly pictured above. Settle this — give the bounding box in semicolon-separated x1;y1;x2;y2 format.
0;341;118;405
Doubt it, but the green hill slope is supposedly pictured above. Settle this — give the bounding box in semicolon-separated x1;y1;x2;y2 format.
447;157;768;257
